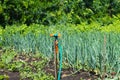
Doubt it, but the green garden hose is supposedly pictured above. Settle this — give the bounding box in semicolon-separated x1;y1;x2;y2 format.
58;42;62;80
50;33;62;80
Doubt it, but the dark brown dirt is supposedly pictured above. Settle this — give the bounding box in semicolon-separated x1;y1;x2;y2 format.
0;69;20;80
6;71;20;80
44;60;100;80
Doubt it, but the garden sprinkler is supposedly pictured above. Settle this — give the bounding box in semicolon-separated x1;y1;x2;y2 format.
50;33;62;80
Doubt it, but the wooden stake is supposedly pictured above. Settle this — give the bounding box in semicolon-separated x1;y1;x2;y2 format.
54;40;58;80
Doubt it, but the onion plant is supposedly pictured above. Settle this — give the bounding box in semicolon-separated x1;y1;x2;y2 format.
1;25;120;78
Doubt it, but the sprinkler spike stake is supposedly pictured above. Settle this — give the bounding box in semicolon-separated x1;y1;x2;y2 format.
50;33;62;80
50;33;59;80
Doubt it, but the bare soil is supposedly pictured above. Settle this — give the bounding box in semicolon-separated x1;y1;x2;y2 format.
44;60;100;80
0;69;20;80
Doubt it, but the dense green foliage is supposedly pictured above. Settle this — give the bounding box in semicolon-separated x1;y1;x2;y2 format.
0;0;120;27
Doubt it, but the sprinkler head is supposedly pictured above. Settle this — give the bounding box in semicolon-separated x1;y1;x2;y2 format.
50;33;61;38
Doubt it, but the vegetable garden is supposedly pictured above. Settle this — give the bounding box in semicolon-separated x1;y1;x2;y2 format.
1;0;120;80
0;17;120;79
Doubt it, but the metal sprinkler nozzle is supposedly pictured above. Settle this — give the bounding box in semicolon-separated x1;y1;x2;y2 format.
50;33;61;39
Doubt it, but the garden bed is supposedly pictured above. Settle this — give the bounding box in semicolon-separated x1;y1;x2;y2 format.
0;49;100;80
44;60;99;80
0;49;119;80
